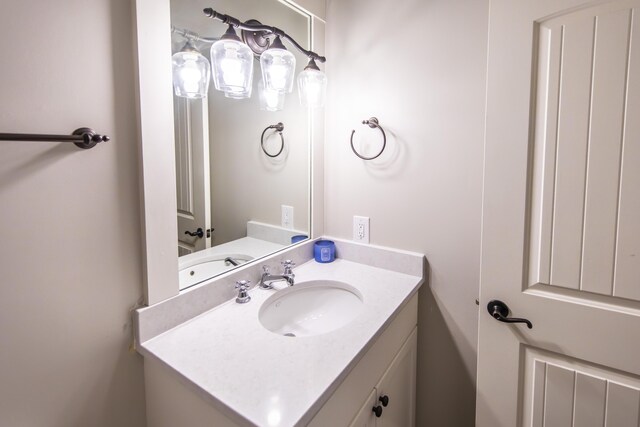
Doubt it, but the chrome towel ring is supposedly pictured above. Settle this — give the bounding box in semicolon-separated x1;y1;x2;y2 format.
261;122;285;158
350;117;386;160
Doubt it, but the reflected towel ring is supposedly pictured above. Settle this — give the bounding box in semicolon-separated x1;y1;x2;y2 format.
261;122;285;158
350;117;386;160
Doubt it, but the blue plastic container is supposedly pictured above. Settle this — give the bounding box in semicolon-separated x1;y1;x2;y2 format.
291;234;308;244
314;240;335;263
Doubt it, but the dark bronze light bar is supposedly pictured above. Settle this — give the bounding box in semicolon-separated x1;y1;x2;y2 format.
202;8;326;63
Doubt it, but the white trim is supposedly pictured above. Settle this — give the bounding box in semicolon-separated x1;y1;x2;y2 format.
133;0;326;305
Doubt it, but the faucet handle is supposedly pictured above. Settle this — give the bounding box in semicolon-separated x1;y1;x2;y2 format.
262;265;270;274
282;260;295;275
235;280;251;304
235;279;251;290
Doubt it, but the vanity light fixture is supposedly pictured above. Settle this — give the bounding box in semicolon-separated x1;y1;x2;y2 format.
260;36;296;93
203;8;327;107
209;25;254;99
297;58;327;109
172;40;211;99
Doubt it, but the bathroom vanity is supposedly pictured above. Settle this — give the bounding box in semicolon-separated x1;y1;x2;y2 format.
131;0;423;424
135;238;424;426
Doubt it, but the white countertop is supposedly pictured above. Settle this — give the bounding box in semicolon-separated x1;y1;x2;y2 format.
139;256;423;427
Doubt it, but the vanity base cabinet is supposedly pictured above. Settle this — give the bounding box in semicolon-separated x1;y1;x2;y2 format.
350;388;378;426
308;295;418;427
144;358;239;427
365;328;417;426
143;294;418;427
348;328;417;427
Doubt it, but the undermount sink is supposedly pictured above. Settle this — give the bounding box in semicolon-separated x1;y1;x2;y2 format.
258;280;364;337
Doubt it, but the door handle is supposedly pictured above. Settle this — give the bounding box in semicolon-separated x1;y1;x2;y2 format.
184;228;204;238
487;300;533;329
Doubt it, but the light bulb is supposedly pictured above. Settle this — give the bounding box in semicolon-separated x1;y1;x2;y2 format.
220;56;244;88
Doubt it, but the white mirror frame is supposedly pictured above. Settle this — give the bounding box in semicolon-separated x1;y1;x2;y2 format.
134;0;326;305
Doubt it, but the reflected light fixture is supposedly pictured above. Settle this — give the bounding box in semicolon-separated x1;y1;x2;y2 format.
258;79;285;111
172;40;211;99
260;36;296;93
203;8;327;108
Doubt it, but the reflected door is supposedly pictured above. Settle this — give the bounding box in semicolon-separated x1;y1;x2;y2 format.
477;0;640;425
175;95;211;256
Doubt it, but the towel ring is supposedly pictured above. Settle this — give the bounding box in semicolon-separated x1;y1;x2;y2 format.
350;117;386;160
261;122;285;158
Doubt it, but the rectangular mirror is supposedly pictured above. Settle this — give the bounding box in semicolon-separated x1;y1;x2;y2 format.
134;0;325;303
171;0;311;290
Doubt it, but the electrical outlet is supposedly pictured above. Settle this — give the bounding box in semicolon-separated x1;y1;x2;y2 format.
282;205;294;229
353;216;370;243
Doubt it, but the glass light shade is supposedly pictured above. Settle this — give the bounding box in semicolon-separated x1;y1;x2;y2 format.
297;67;327;108
260;40;296;93
210;38;254;99
172;45;210;99
258;80;285;111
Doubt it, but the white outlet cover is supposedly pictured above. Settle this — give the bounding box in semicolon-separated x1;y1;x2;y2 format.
353;216;370;243
282;205;294;229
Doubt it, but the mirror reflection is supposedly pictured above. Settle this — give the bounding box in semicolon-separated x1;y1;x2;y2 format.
170;0;311;290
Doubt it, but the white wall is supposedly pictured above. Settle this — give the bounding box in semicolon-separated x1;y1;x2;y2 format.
324;0;489;425
0;0;147;426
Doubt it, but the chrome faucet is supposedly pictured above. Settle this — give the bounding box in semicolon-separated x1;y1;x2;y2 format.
259;260;295;289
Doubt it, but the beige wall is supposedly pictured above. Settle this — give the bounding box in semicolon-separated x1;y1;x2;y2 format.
324;0;489;425
0;0;146;426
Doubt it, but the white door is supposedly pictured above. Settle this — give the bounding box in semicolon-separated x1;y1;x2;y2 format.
174;95;211;256
477;0;640;426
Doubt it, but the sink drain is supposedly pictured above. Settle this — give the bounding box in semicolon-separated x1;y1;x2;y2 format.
283;332;296;337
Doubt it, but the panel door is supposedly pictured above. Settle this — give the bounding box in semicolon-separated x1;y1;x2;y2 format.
376;328;417;427
174;95;211;256
477;0;640;425
349;388;378;427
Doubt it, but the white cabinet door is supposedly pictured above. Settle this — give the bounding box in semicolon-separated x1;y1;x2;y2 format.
477;0;640;425
376;328;417;427
349;388;378;427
